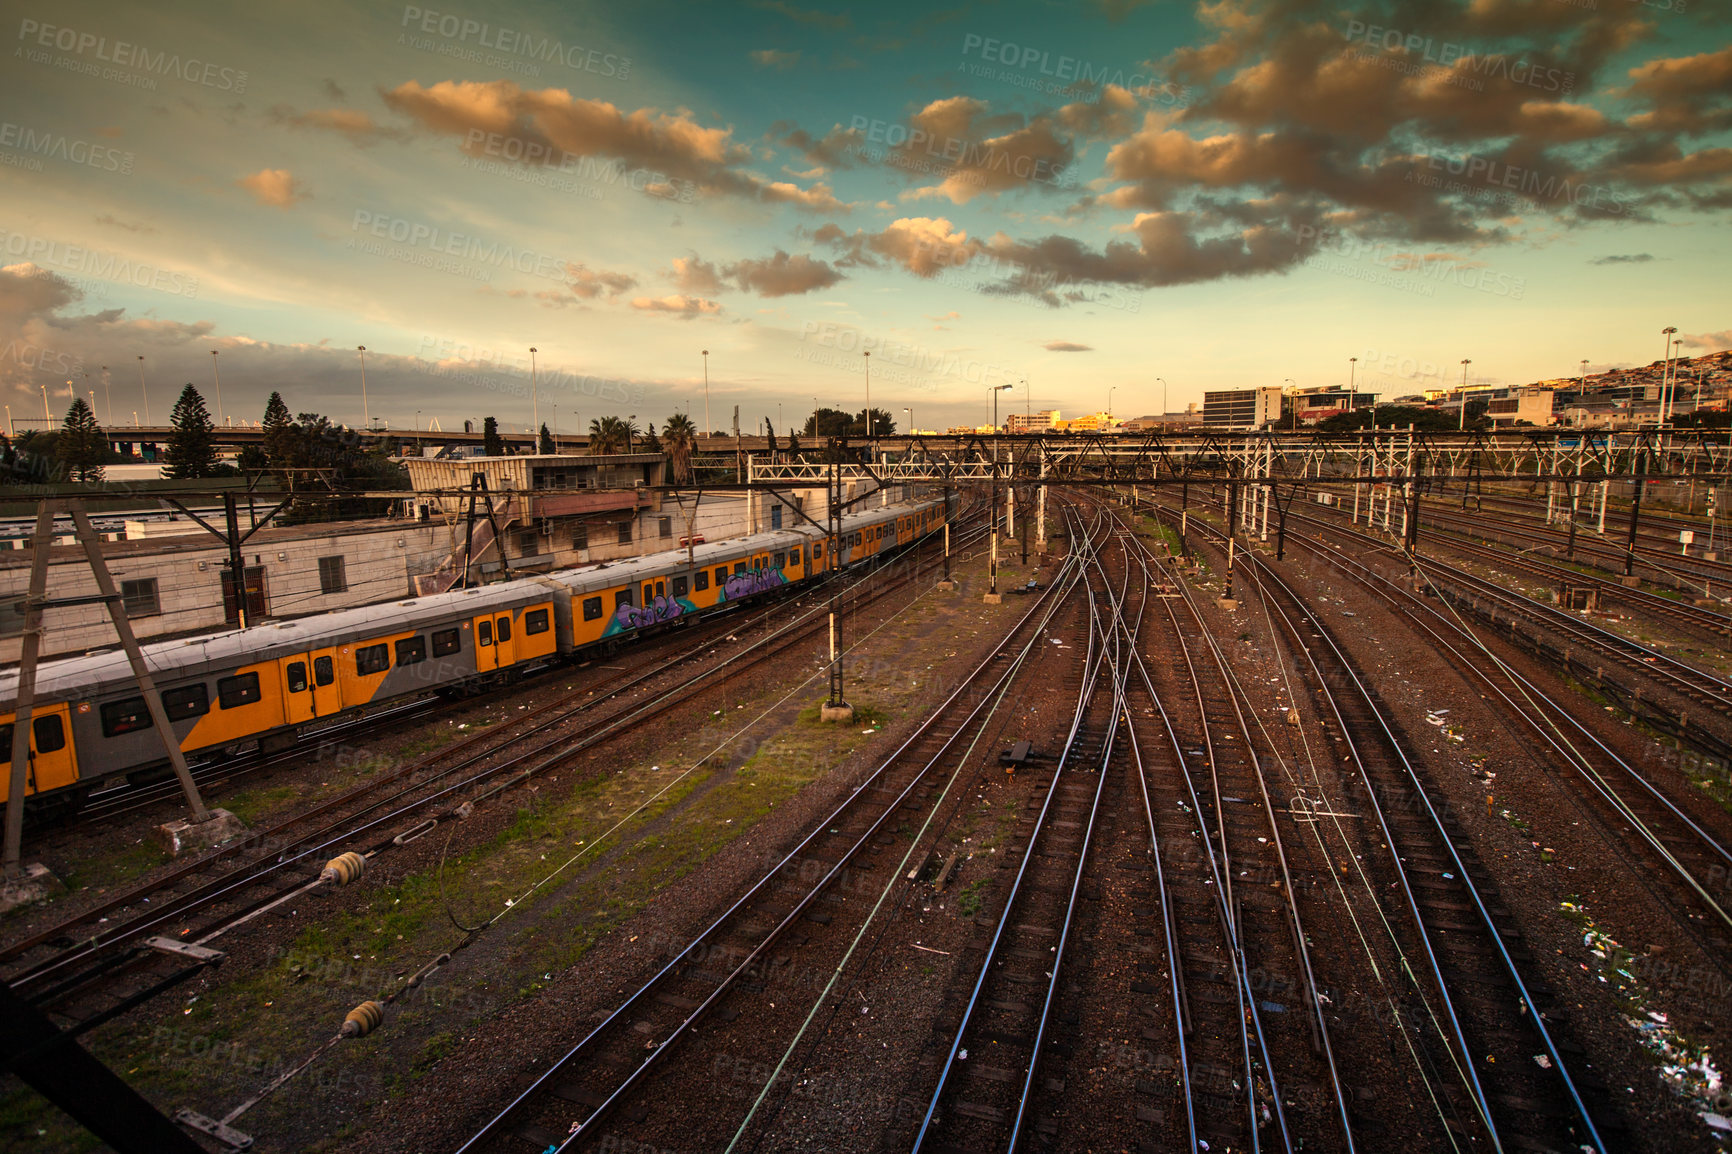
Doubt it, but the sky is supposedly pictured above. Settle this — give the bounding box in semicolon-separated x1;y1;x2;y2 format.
0;0;1728;437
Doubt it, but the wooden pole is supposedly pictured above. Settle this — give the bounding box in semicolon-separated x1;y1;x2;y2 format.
3;501;58;877
69;506;209;821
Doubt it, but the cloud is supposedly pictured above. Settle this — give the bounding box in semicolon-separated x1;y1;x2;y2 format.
888;97;1075;204
94;214;154;233
1589;253;1654;264
820;216;983;276
630;294;722;318
1043;341;1093;352
670;256;724;295
1681;330;1732;352
752;0;851;31
269;105;409;144
238;168;308;208
775;122;863;169
564;263;638;299
751;49;801;70
382;80;848;211
724;251;843;297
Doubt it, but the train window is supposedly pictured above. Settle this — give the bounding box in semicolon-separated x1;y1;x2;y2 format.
478;620;494;646
356;644;390;675
616;588;633;609
101;697;152;737
395;636;426;666
164;684;210;720
33;715;64;753
672;575;688;597
525;608;550;635
314;656;334;686
774;552;785;569
496;617;513;642
643;583;654;604
218;672;262;709
693;571;708;592
790;547;802;566
432;629;461;657
714;567;727;586
286;662;309;693
733;561;746;575
655;581;665;599
582;596;603;621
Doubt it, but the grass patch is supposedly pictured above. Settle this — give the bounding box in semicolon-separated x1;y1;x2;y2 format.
957;878;989;919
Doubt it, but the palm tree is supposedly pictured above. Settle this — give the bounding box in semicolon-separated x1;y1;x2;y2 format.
662;412;697;483
588;415;630;454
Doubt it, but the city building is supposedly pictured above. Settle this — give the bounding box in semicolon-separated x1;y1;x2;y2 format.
1005;410;1060;433
1283;387;1378;426
1203;387;1284;429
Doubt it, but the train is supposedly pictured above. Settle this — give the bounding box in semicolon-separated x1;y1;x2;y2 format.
0;493;950;811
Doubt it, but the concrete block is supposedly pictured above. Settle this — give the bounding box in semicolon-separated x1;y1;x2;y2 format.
819;702;856;724
1619;575;1641;587
1216;598;1239;610
936;580;956;591
982;592;1003;604
0;862;59;914
156;808;246;857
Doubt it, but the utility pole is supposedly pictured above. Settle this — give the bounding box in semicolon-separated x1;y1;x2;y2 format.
357;345;370;430
137;355;150;426
530;347;539;438
210;350;225;427
701;349;711;439
1625;447;1647;577
1459;359;1472;430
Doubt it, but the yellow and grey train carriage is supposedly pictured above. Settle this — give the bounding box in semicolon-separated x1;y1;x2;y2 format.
0;580;564;807
0;495;950;809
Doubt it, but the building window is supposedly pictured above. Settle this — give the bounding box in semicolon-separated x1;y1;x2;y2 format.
432;628;461;657
121;577;160;617
659;517;672;538
572;522;588;549
617;520;633;544
395;636;426;666
217;672;262;709
771;505;783;530
222;566;269;624
318;556;347;595
519;530;539;557
355;644;389;675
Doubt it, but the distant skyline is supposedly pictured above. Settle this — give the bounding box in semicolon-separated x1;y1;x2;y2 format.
1;0;1728;435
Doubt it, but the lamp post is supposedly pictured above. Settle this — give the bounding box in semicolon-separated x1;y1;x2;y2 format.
357;345;370;429
1459;358;1472;430
137;355;150;426
904;406;912;436
701;349;710;439
863;350;872;440
101;365;111;427
530;346;539;437
1580;359;1589;388
989;383;1013;599
1674;339;1684;419
1156;376;1167;422
210;349;225;427
1348;356;1357;423
1284;378;1296;430
1661;326;1677;425
1107;385;1115;424
40;384;50;425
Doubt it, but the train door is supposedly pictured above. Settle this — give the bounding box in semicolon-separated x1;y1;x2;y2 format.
493;612;516;667
474;614;497;673
309;648;341;717
0;704;77;803
281;656;315;725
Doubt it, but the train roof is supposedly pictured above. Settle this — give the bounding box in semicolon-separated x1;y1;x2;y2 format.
0;495;942;706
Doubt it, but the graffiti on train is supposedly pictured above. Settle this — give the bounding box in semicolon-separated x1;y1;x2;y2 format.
718;564;787;603
604;593;698;636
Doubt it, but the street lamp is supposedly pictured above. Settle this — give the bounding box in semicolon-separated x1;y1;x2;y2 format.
701;349;710;438
1459;359;1472;429
904;406;912;436
863;350;873;440
988;383;1014;598
1156;376;1167;421
1284;378;1296;430
1348;356;1357;422
1661;326;1677;424
1107;385;1115;424
989;382;1013;431
101;365;111;427
1580;359;1589;388
40;384;50;424
357;345;370;429
530;347;539;437
137;355;150;426
210;349;225;427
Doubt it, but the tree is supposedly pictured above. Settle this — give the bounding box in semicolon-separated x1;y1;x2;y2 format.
588;415;632;454
538;423;555;453
642;421;661;453
805;407;853;437
764;416;778;452
164;384;218;478
56;397;106;482
262;391;295;470
662;412;697;483
483;416;505;457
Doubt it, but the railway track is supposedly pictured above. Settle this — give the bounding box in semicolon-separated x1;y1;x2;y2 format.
1140;493;1618;1152
1;522;987;1044
454;512;1098;1154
